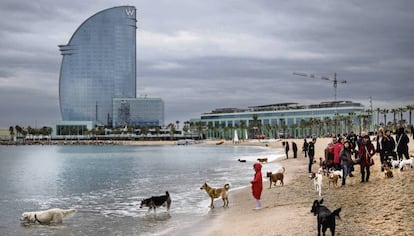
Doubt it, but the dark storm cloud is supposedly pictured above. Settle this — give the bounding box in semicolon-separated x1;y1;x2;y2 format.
0;0;413;127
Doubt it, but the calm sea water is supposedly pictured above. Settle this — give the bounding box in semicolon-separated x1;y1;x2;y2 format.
0;144;284;236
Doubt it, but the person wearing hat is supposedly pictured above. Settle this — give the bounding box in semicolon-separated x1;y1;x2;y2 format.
358;135;376;183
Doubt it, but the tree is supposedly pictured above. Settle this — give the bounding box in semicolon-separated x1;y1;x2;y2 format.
380;109;389;127
299;119;307;137
406;105;414;127
9;126;14;140
175;120;180;129
167;123;176;140
391;109;398;129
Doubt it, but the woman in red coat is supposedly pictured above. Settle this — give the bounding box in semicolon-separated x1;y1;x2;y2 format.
251;162;263;210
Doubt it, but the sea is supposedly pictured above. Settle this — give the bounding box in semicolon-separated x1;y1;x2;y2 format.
0;144;284;236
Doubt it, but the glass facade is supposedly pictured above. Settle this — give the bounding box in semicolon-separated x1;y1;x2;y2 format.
197;101;368;136
59;6;137;125
112;98;164;127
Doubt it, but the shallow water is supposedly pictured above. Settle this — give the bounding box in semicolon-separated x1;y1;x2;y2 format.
0;144;283;235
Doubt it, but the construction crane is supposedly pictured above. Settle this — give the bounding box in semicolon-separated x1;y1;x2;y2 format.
292;72;347;101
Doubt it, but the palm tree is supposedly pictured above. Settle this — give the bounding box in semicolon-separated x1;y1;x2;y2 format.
391;109;398;129
299;119;307;137
9;126;14;141
290;123;298;138
271;123;278;138
397;107;406;126
376;107;381;128
381;109;389;127
175;120;180;130
167;123;176;140
323;117;332;135
348;112;356;132
406;105;414;127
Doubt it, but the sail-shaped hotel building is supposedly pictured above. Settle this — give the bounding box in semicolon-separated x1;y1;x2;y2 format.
55;6;164;134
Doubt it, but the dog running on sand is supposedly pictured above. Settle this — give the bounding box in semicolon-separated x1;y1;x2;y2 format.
140;191;171;213
266;167;285;188
200;182;230;208
309;172;323;197
20;208;77;224
310;199;341;236
257;158;268;163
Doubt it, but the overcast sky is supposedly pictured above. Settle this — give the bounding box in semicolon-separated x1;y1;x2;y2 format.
1;0;413;128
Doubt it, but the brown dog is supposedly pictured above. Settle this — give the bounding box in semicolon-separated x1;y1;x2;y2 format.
328;173;339;188
266;167;285;188
383;164;393;178
257;158;268;163
200;182;230;208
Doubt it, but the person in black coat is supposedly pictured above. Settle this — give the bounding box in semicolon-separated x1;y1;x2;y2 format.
302;139;309;158
396;127;410;160
292;142;298;158
308;138;316;173
285;141;290;159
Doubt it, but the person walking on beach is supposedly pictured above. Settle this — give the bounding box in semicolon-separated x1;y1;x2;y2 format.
292;142;298;158
358;135;376;183
331;137;344;170
396;127;410;160
308;138;316;173
302;139;309;158
251;162;263;210
340;140;353;187
285;141;290;159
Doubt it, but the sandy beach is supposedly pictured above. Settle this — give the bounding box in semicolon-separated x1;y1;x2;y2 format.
198;137;414;236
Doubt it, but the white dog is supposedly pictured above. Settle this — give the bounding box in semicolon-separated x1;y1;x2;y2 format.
399;158;413;171
20;208;77;224
391;159;400;169
309;172;323;197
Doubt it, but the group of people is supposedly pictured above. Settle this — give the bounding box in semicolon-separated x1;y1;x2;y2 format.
250;126;411;209
322;127;411;186
282;141;298;159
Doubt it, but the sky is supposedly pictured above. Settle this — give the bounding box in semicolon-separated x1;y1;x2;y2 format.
1;0;414;128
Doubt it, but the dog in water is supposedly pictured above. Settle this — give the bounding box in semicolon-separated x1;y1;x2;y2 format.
20;208;77;224
310;199;341;236
200;182;230;208
309;172;323;197
140;191;171;213
266;167;285;188
238;159;246;163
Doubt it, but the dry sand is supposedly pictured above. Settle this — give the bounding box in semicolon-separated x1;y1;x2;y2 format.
200;137;414;236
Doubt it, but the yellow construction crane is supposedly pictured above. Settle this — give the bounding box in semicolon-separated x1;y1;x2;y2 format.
292;72;347;101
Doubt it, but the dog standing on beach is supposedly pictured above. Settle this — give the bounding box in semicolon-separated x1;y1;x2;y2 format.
310;199;341;236
399;157;413;171
309;172;323;197
266;167;285;188
200;182;230;208
383;164;393;178
328;173;339;189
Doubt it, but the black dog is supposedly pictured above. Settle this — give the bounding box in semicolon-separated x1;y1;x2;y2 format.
140;191;171;213
238;159;246;162
310;199;341;236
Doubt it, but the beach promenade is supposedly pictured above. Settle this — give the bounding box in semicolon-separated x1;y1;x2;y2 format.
200;138;414;236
